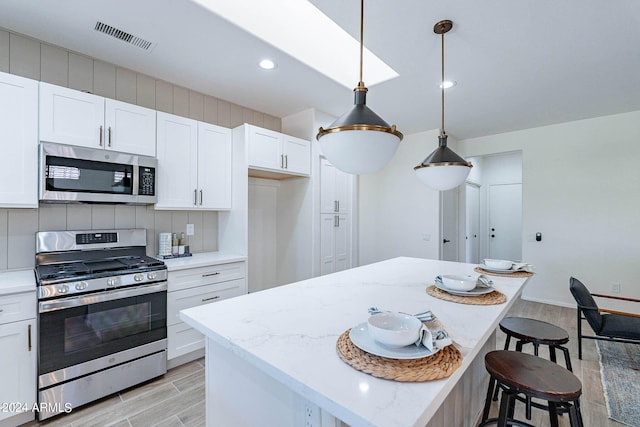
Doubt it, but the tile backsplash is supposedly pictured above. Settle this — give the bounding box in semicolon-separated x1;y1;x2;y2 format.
0;204;218;270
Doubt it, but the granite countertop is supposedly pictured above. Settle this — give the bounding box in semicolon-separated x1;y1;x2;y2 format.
0;269;37;295
180;257;530;427
159;251;246;271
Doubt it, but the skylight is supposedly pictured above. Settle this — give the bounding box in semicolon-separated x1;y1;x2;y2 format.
191;0;399;88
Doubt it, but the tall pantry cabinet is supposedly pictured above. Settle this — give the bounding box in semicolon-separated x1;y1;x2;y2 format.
319;158;353;275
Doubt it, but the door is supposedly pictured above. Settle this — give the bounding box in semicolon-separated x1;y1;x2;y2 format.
465;183;480;263
0;72;38;208
105;99;156;156
334;214;350;272
197;123;232;209
488;183;522;261
39;82;104;149
320;214;336;275
156;112;198;209
440;188;459;261
282;135;310;175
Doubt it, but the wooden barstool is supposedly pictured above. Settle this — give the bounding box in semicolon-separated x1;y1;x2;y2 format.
499;317;572;371
480;350;584;427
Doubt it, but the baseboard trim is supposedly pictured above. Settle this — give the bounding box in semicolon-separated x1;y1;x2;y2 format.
167;348;205;370
520;295;575;309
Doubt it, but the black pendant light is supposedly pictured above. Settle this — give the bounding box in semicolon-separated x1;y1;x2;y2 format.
414;20;472;191
316;0;403;175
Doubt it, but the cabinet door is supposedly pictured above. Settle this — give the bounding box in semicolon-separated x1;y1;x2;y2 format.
282;135;310;175
334;214;351;273
0;320;36;422
320;214;336;275
320;159;337;213
247;126;282;171
104;99;156;156
39;82;105;149
197;123;232;209
334;167;353;214
0;72;38;208
155;112;198;209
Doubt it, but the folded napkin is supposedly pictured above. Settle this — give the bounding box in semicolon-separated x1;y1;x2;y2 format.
512;262;535;273
415;325;453;351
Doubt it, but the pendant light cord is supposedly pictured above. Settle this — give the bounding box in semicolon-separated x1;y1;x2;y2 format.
440;31;445;136
359;0;364;87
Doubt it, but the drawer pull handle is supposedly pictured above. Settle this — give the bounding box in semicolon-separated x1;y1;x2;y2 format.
28;324;32;352
202;272;221;277
202;296;220;302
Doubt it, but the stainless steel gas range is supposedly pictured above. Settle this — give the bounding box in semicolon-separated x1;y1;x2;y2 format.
35;229;168;420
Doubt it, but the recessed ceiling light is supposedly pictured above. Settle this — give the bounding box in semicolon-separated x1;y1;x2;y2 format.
259;59;276;70
440;80;457;89
192;0;398;88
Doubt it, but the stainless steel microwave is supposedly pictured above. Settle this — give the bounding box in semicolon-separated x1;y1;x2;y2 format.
39;142;157;204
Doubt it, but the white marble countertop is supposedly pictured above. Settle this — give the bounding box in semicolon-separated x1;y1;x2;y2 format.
159;251;246;271
180;257;530;427
0;269;37;295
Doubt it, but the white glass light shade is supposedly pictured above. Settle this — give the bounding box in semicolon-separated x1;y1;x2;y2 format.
319;129;401;174
415;164;471;191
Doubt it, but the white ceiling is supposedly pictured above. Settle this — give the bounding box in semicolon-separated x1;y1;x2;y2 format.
1;0;639;140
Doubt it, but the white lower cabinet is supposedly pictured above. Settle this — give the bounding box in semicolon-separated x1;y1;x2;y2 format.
167;261;246;363
320;213;351;275
0;291;36;426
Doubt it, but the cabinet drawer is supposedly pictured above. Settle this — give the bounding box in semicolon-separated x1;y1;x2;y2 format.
167;278;245;326
167;261;245;292
0;292;36;325
167;322;204;360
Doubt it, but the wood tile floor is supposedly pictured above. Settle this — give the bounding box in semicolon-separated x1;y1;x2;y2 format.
22;299;623;427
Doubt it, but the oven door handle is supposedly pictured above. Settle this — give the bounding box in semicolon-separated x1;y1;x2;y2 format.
39;282;167;313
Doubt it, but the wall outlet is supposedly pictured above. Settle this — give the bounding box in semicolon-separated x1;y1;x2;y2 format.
611;283;621;294
304;401;321;427
186;224;195;236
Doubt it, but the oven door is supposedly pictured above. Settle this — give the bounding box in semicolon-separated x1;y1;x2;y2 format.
38;282;167;378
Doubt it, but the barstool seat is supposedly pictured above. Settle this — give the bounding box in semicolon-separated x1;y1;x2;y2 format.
499;317;572;371
481;350;584;427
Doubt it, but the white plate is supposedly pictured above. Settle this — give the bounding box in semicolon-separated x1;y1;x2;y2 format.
435;280;495;296
478;263;514;273
349;323;439;359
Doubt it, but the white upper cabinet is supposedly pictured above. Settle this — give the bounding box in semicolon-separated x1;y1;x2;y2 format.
156;112;232;210
39;82;156;156
320;158;353;214
0;72;38;208
247;125;310;176
104;99;156;156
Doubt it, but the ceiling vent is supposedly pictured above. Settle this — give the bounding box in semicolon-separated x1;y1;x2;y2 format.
94;21;155;51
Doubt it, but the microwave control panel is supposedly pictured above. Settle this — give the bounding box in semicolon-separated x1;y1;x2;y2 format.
138;166;156;196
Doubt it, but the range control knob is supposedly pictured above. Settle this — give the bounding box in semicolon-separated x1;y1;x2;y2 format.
134;273;144;282
107;278;116;287
57;284;69;294
147;272;157;280
75;281;88;291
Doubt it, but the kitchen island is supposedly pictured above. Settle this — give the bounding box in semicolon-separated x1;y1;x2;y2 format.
180;257;530;427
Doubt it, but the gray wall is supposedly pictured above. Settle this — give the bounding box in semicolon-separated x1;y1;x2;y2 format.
0;27;282;270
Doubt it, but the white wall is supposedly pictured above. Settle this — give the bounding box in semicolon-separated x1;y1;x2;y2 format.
458;110;640;306
358;130;442;266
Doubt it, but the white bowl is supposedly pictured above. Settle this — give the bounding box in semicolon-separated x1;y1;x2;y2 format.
441;274;476;291
367;312;422;348
483;259;513;270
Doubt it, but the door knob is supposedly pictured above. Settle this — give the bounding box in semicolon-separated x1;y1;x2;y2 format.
491;234;495;238
443;239;451;243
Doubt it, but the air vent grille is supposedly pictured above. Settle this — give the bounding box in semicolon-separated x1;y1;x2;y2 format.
94;21;154;51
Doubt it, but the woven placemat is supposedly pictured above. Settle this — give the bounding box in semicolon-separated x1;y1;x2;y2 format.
336;330;462;382
426;285;507;305
474;266;534;277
